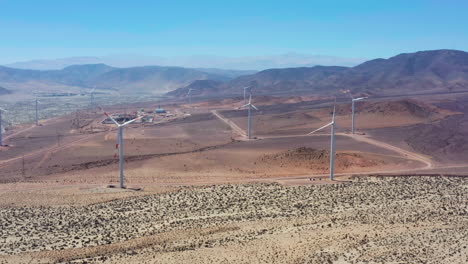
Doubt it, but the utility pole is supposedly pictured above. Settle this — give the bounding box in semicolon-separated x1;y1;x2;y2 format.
56;129;61;146
329;107;336;181
22;155;25;178
74;110;80;129
0;108;6;146
35;98;39;126
0;109;3;146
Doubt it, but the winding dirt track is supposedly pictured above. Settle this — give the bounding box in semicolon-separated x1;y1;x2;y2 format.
342;133;434;169
210;110;437;179
0;132;104;169
3;125;36;141
211;110;247;138
0;108;447;187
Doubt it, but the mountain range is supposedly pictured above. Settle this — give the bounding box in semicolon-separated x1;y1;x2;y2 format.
0;64;245;94
1;49;468;97
3;54;366;71
171;49;468;97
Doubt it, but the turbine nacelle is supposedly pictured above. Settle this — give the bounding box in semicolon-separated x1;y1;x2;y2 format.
104;112;144;127
239;94;258;110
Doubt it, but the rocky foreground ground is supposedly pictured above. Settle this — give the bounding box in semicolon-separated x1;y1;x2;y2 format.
0;176;467;263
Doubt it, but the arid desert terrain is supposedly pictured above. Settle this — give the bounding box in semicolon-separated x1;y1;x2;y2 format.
0;92;467;263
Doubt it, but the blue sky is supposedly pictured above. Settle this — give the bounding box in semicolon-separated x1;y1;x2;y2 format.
0;0;467;64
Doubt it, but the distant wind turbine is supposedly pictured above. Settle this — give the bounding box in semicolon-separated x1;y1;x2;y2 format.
35;97;41;126
308;103;337;180
239;94;258;139
187;88;194;107
350;95;367;134
89;88;96;108
0;107;7;146
103;109;144;188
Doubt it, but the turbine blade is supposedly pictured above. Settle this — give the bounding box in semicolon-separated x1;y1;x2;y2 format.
121;115;144;126
241;103;249;108
103;112;120;127
251;104;258;111
308;122;333;134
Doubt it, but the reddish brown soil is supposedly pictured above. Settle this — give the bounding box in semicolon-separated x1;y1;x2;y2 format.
366;95;468;164
0;94;466;188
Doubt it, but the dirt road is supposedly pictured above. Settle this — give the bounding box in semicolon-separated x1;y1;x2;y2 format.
211;110;247;138
211;111;438;183
342;133;434;169
0;132;103;169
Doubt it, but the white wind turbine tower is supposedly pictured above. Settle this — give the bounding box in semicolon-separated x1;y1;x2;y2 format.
187;88;194;108
103;110;144;188
308;103;337;180
239;94;258;139
0;107;7;146
89;88;96;108
350;95;367;134
243;86;251;104
35;97;41;126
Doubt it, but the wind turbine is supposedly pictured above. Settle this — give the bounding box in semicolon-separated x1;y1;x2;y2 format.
0;107;7;146
35;97;41;126
103;110;144;188
350;95;367;134
308;104;337;180
187;88;194;107
239;94;258;139
89;88;96;108
243;86;251;104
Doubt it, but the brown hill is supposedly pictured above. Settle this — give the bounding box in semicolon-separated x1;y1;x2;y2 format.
336;49;468;95
259;147;385;171
224;66;347;95
333;99;452;119
169;49;468;97
167;80;224;97
169;66;347;97
0;64;230;95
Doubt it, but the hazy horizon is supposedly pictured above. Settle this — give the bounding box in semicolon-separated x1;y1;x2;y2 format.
2;53;369;71
1;1;467;69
